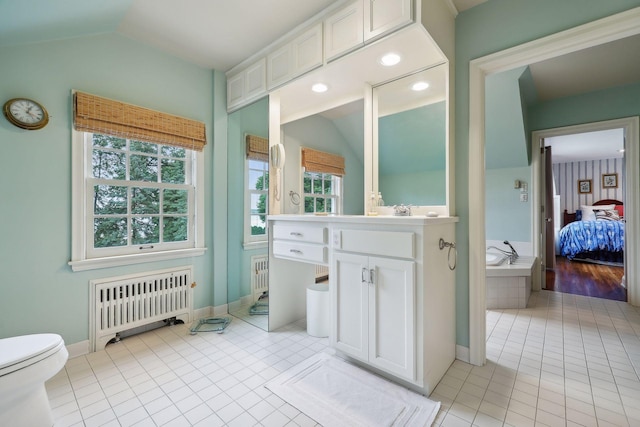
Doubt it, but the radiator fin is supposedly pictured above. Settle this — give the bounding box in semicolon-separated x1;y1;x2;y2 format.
251;255;269;302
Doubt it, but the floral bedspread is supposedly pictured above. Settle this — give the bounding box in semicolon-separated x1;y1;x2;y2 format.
558;220;625;259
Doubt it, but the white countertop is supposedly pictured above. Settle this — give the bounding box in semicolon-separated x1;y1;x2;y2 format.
267;214;459;225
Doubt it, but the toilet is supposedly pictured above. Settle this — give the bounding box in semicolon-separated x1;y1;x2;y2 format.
0;333;69;427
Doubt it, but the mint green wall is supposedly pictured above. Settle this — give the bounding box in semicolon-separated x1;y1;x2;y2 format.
227;97;269;302
528;81;640;131
485;167;532;242
282;114;365;215
455;0;640;349
485;67;529;169
0;33;219;345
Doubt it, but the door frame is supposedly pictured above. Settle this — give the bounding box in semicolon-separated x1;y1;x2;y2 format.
468;7;640;366
531;118;638;297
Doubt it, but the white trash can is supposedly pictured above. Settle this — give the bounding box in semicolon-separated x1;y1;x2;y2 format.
306;282;329;337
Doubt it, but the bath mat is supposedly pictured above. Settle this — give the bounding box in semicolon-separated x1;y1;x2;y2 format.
265;352;440;427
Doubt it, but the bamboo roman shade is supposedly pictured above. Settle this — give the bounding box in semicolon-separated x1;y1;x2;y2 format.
301;147;345;176
246;134;269;161
73;91;207;151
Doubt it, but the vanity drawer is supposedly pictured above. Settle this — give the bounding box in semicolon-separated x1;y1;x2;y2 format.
273;223;327;244
338;229;415;259
273;240;328;264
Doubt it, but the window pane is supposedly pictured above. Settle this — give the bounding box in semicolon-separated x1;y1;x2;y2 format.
130;140;158;154
251;215;266;236
94;217;127;248
251;193;267;215
248;170;265;190
161;158;185;184
131;187;159;214
304;196;314;213
163;189;188;214
94;185;127;214
92;134;125;149
161;145;186;158
316;197;326;213
326;198;334;213
324;178;333;194
92;150;125;179
132;217;159;245
303;175;312;193
163;217;188;242
130;154;158;182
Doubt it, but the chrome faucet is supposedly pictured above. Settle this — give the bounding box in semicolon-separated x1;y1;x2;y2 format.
487;240;519;264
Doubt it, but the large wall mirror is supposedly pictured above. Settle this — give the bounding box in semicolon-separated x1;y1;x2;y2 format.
374;64;447;206
227;96;269;331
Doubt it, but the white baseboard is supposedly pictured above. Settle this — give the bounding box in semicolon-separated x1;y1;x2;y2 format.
456;345;470;364
67;340;90;359
212;304;228;317
193;306;213;320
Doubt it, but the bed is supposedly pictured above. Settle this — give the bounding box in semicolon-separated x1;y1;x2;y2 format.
559;199;625;263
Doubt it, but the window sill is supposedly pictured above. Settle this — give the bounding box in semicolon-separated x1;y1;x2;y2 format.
243;241;267;250
68;247;208;272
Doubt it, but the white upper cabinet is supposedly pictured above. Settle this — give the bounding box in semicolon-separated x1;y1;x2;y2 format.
364;0;413;41
293;23;323;76
324;0;364;61
268;23;323;90
227;57;267;110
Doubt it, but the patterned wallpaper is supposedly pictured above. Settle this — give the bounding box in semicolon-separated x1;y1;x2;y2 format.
553;157;624;214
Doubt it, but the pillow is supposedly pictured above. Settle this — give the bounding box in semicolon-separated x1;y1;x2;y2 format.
595;209;621;221
581;204;615;221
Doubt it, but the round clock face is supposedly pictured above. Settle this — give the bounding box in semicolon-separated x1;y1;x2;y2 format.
3;98;49;130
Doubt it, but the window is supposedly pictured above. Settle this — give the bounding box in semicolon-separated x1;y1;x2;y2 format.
88;134;194;257
244;135;269;247
300;147;345;215
70;91;206;271
303;172;342;214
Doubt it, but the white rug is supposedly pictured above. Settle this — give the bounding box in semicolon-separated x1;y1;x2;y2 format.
266;352;440;427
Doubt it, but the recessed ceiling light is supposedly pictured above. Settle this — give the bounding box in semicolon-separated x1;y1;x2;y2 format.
378;53;401;66
411;81;430;91
311;83;328;93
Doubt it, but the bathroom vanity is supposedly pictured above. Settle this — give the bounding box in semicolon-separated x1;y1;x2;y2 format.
269;214;457;395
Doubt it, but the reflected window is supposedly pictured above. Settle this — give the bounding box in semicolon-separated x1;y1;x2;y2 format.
245;158;269;242
303;172;342;214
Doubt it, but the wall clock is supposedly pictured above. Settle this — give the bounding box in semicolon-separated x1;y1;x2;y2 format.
3;98;49;130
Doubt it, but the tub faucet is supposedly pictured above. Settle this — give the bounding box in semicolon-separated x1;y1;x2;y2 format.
487;240;519;264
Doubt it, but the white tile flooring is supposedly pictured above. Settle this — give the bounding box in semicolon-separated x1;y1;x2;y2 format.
46;290;640;426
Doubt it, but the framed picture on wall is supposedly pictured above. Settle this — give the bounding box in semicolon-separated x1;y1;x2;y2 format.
578;179;592;194
602;173;618;188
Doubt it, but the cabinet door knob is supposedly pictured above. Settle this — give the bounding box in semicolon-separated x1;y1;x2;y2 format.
369;268;375;285
290;232;303;237
362;267;368;283
289;249;303;254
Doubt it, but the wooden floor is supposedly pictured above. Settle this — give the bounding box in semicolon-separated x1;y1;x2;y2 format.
545;256;627;301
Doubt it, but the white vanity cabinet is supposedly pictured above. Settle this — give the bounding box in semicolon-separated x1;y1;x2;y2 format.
334;251;415;380
269;215;457;395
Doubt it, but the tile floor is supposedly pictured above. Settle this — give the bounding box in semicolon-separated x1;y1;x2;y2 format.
46;290;640;426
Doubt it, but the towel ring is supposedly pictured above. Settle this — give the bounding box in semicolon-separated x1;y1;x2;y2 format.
289;190;300;205
439;238;457;271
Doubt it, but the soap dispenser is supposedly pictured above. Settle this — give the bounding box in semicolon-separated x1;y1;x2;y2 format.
377;192;384;207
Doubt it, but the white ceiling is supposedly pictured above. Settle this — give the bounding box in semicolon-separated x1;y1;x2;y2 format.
544;129;625;163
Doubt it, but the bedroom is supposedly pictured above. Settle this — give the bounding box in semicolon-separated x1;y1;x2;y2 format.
544;127;627;302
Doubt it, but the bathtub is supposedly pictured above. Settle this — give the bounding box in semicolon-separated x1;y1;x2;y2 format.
486;255;537;309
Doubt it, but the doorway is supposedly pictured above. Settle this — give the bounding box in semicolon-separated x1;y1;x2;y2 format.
468;9;640;366
539;125;627;302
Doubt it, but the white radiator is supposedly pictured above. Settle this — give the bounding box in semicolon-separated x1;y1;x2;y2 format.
315;264;329;280
90;267;193;351
251;255;269;302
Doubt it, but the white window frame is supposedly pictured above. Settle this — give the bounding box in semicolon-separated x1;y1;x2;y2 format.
244;157;269;249
302;170;343;215
69;131;206;272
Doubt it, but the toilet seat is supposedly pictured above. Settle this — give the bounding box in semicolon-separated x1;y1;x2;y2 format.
0;334;65;377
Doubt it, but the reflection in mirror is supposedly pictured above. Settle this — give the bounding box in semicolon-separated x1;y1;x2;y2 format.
281;100;365;215
227;97;269;331
376;65;447;206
